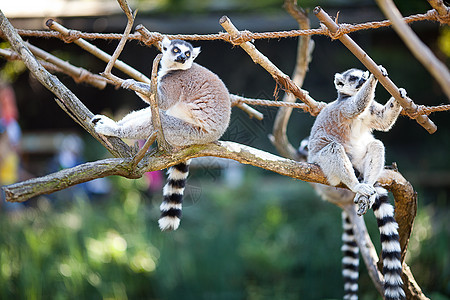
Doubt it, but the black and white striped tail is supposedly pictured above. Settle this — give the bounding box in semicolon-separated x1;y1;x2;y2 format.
158;160;191;231
341;211;359;300
372;187;405;300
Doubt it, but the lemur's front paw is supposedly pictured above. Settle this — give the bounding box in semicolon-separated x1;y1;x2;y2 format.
121;79;137;90
398;88;407;98
91;115;119;136
353;183;376;197
378;65;388;77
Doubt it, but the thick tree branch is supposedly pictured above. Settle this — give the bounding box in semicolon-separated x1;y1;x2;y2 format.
402;264;430;300
1;141;317;202
3;158;134;202
314;6;437;134
3;141;411;205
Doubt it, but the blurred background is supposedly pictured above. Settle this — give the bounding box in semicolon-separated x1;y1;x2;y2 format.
1;0;449;299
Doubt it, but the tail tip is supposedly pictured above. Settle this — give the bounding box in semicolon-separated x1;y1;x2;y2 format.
158;217;180;231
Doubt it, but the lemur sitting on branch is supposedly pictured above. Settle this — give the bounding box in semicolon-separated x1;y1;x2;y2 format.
307;66;405;300
91;37;231;231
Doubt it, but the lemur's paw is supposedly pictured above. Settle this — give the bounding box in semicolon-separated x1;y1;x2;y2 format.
378;65;388;77
353;183;376;197
91;115;119;136
354;192;376;216
121;79;137;90
355;194;370;216
398;88;407;98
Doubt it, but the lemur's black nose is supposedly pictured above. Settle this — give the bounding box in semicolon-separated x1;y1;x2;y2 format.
175;54;187;63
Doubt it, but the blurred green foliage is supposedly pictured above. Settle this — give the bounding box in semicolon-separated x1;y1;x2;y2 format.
1;171;448;299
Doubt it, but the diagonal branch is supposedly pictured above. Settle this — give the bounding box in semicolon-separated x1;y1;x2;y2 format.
25;42;109;89
376;0;450;101
314;6;438;134
219;15;325;116
0;9;131;158
46;19;150;84
427;0;450;20
271;0;314;160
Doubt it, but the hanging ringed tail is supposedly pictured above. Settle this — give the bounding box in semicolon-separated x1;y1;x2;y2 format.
158;160;191;231
372;187;405;300
342;211;359;300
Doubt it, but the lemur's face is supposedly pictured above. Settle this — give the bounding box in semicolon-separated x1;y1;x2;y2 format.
334;68;369;96
160;37;201;71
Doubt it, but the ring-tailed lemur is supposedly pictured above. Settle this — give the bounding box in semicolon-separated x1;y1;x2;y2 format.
91;37;231;231
307;66;405;300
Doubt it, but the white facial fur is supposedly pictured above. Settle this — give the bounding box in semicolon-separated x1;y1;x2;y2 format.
334;68;370;96
159;37;201;77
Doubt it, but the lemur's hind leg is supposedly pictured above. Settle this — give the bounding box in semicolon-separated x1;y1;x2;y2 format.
312;142;376;199
362;140;385;186
354;139;385;215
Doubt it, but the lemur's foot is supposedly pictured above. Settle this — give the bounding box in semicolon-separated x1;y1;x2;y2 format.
353;183;376;216
121;79;137;89
378;65;388;77
354;193;377;216
91;115;119;137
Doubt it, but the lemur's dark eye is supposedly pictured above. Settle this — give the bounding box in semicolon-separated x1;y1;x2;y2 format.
172;47;180;53
349;76;358;82
337;81;344;86
185;51;191;57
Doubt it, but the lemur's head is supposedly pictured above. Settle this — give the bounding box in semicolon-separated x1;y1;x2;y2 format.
159;37;201;72
334;68;369;97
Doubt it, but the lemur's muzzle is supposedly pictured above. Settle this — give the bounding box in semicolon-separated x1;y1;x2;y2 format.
175;54;187;63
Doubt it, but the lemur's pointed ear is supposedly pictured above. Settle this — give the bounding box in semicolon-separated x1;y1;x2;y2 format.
160;37;171;51
192;47;201;59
